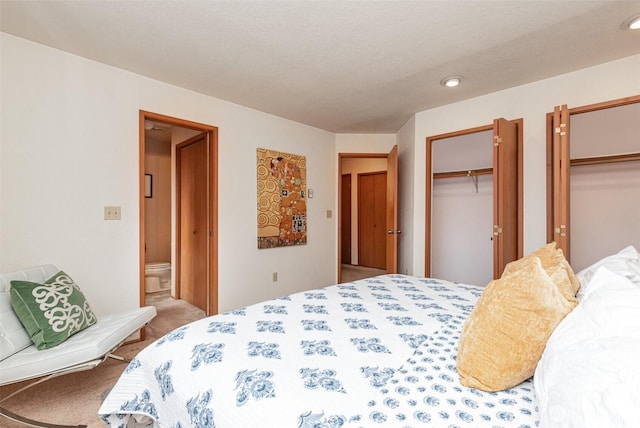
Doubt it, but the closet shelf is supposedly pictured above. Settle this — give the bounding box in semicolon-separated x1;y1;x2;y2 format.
571;152;640;167
433;167;493;179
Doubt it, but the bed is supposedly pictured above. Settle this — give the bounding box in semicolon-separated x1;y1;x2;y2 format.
99;274;537;427
99;245;640;428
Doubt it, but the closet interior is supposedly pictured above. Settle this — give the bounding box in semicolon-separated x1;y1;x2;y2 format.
426;119;522;286
548;96;640;271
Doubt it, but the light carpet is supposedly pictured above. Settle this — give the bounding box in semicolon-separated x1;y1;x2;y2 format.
0;297;205;428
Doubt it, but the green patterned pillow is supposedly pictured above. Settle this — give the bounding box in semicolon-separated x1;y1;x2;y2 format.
10;271;97;350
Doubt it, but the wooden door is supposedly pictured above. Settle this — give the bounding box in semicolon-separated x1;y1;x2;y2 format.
341;174;352;264
385;145;399;273
551;105;571;260
358;172;387;269
493;118;519;277
178;133;208;311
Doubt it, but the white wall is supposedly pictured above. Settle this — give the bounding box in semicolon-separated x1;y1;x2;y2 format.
0;33;337;315
396;116;415;276
335;134;397;154
410;54;640;277
2;33;639;306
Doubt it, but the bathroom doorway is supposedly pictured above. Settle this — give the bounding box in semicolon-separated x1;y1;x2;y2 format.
139;111;218;317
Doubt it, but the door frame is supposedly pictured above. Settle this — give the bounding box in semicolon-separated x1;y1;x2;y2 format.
139;110;219;316
340;174;352;265
425;119;523;279
545;95;640;262
338;148;398;282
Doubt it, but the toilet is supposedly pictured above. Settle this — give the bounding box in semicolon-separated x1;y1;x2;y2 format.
145;262;172;293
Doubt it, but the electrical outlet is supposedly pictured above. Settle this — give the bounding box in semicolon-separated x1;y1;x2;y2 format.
272;272;278;282
104;206;121;220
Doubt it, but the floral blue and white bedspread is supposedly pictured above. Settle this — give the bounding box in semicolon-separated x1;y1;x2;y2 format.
99;275;538;427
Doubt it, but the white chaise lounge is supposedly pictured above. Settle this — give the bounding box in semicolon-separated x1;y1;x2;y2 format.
0;264;157;428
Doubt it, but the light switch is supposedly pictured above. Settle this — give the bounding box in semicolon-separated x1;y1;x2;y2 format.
308;189;314;198
326;210;332;219
104;206;121;220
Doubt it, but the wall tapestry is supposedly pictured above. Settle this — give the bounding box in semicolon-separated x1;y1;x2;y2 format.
257;148;307;249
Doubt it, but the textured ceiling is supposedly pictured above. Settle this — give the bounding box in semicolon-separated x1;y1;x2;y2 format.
2;0;639;133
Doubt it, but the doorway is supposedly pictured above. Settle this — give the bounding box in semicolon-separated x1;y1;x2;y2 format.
337;146;399;283
139;111;218;317
425;119;522;285
546;96;640;269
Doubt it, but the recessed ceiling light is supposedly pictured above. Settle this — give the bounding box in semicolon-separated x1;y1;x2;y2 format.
440;76;463;88
622;13;640;30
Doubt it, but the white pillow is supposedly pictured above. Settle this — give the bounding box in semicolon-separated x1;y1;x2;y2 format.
576;246;640;300
535;266;640;428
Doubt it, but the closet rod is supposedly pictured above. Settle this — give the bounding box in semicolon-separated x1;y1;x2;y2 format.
433;167;493;179
571;152;640;167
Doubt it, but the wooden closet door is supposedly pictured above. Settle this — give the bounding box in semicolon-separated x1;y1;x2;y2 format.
552;105;570;260
493;118;519;277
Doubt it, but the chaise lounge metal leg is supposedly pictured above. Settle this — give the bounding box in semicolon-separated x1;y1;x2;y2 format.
0;406;87;428
107;353;132;363
0;358;108;428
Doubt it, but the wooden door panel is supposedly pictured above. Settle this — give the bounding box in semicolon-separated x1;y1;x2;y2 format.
373;173;387;268
358;174;376;267
552;105;570;260
493;118;519;277
341;174;352;264
179;134;208;311
358;172;387;269
385;145;399;273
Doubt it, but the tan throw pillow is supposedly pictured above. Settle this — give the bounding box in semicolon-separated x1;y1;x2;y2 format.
456;256;577;391
503;242;579;301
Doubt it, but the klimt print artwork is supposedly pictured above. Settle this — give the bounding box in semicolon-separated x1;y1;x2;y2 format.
257;148;307;249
